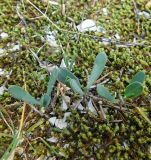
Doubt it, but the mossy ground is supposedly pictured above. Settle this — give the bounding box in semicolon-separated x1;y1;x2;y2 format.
0;0;151;159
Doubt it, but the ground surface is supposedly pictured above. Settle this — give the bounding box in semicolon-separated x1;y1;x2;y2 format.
0;0;151;160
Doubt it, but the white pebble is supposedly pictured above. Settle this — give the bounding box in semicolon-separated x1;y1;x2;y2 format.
0;32;8;39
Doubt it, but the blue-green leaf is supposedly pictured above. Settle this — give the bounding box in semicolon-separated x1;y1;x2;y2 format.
8;85;40;105
69;78;84;96
47;68;58;95
125;82;143;98
97;84;116;103
130;71;145;84
40;93;51;107
86;52;107;90
58;68;80;87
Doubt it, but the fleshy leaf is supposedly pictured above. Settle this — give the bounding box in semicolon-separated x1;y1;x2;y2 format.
58;68;80;87
86;52;107;90
97;84;116;103
8;85;40;105
69;78;84;96
130;71;145;84
125;82;143;98
40;93;51;107
47;68;58;95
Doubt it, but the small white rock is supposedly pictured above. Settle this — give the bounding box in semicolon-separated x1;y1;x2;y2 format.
63;112;71;121
102;8;108;16
61;99;68;111
60;59;66;68
77;103;84;111
55;119;67;129
46;31;58;47
87;99;97;115
47;137;58;143
49;117;57;126
63;143;69;148
65;96;70;103
0;48;5;54
77;19;96;32
114;33;120;40
10;44;20;52
77;19;104;32
0;68;4;76
138;11;151;19
0;32;8;39
0;85;6;96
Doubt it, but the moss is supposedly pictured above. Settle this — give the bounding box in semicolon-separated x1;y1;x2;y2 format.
0;0;150;159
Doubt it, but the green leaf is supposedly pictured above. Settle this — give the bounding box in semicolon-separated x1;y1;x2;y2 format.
40;93;51;107
97;84;116;103
86;52;107;90
58;68;80;87
8;85;40;105
47;68;58;95
130;71;145;84
125;82;143;98
69;78;84;96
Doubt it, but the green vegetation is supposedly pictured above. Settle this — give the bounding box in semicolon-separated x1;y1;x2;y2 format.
8;68;58;107
0;0;150;159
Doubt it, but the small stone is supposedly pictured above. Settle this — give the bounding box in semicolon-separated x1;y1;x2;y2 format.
87;99;97;115
47;137;58;143
63;112;71;121
0;86;6;96
46;31;58;47
55;119;67;129
114;33;120;40
10;44;20;52
49;117;57;125
138;11;150;19
102;8;108;16
77;19;105;33
0;68;4;75
77;103;84;111
61;99;68;111
60;59;66;68
0;48;5;54
0;32;8;39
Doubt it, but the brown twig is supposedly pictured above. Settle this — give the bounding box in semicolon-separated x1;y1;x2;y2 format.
88;94;127;112
95;71;112;84
132;0;140;34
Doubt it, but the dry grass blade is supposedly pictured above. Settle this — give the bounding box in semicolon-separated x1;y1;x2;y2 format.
0;111;14;135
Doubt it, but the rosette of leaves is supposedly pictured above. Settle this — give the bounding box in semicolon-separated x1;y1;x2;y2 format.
8;68;59;107
58;52;111;98
57;52;146;103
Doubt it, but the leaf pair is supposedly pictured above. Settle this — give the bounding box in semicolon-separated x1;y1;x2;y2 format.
124;71;145;98
57;67;84;96
97;71;146;103
8;68;58;107
86;53;115;103
58;52;107;96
